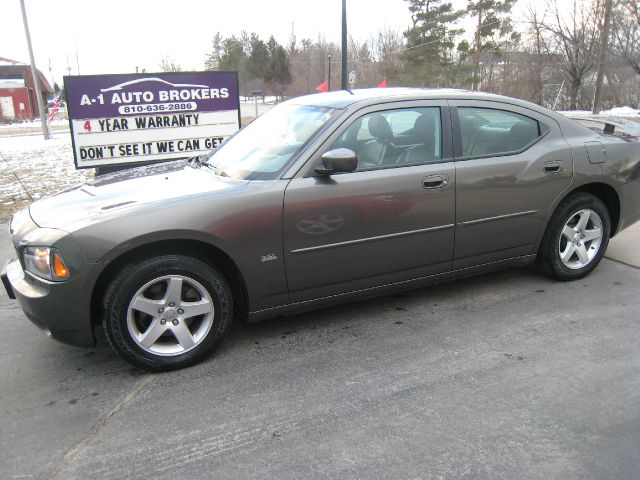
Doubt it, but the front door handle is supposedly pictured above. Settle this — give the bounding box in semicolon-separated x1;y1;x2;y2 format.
422;174;448;189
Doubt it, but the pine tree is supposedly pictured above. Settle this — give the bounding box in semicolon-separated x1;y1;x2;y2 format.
401;0;465;87
218;35;246;71
246;33;269;79
266;36;278;56
264;44;292;96
467;0;518;91
204;33;223;70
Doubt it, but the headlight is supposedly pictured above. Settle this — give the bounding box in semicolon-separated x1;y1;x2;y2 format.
23;247;70;281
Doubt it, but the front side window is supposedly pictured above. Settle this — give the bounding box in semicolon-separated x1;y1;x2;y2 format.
457;107;547;158
205;103;335;180
330;107;442;171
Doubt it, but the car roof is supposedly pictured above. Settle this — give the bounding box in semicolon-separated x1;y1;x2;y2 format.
287;87;533;109
286;87;588;135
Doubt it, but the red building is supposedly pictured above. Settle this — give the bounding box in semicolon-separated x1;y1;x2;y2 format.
0;56;53;122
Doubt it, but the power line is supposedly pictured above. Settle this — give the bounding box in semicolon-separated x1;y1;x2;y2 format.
210;14;515;66
386;19;503;56
287;18;504;65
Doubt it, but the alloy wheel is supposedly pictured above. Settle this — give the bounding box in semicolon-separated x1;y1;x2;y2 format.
558;208;603;270
126;275;214;356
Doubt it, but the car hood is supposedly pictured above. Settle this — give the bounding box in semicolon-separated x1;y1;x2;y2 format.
29;161;246;230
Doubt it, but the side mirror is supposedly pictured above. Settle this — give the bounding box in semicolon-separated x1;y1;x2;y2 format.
315;148;357;175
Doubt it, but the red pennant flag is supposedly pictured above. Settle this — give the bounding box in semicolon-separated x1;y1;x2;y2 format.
378;78;387;88
315;81;329;93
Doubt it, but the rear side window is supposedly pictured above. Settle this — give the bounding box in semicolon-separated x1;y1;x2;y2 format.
457;107;547;158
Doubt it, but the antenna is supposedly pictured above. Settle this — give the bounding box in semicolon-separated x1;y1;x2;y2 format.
1;151;34;202
75;40;81;75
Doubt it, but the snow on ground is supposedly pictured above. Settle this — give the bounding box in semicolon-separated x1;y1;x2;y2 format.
0;118;68;131
239;95;281;103
0;133;92;223
604;106;640;116
559;106;640;117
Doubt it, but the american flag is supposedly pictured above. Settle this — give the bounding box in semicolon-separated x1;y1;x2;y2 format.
48;90;63;122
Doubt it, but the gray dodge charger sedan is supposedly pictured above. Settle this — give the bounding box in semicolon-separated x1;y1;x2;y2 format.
3;88;640;371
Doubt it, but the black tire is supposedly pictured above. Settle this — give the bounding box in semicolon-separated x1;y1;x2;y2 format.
538;192;611;281
103;254;232;371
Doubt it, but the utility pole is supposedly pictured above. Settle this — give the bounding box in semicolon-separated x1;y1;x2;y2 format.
20;0;50;139
593;0;612;114
341;0;348;90
328;54;332;91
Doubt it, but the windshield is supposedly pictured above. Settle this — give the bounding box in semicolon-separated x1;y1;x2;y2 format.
205;103;335;180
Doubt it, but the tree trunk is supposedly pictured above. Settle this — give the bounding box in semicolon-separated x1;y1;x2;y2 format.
534;25;543;105
593;0;612;114
570;77;581;111
472;10;483;91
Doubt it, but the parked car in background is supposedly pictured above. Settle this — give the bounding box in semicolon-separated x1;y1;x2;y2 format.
4;88;640;371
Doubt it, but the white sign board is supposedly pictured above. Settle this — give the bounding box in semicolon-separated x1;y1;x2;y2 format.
64;72;240;169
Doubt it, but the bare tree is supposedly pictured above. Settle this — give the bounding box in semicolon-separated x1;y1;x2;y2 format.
287;36;340;96
536;0;600;110
193;0;640;109
371;27;404;84
348;36;380;87
159;55;182;72
613;0;640;75
524;2;549;104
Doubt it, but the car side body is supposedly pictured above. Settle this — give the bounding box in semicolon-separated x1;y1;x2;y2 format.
4;88;640;369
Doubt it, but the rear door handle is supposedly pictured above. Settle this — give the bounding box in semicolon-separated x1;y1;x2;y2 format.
422;174;448;189
544;161;564;174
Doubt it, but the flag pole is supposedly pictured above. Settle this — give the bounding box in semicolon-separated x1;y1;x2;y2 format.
20;0;51;139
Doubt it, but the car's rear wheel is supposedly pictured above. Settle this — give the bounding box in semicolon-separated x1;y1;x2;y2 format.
538;193;611;281
103;254;232;371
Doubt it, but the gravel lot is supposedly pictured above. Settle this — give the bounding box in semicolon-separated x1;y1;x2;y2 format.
1;222;639;479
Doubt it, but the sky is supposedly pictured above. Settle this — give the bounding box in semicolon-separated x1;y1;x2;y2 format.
2;0;529;88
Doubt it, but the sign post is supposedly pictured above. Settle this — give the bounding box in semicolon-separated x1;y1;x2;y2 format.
348;71;356;88
64;72;240;169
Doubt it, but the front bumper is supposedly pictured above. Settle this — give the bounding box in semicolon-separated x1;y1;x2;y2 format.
2;257;96;347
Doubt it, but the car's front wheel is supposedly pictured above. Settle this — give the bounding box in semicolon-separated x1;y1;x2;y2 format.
103;254;232;371
538;192;611;281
